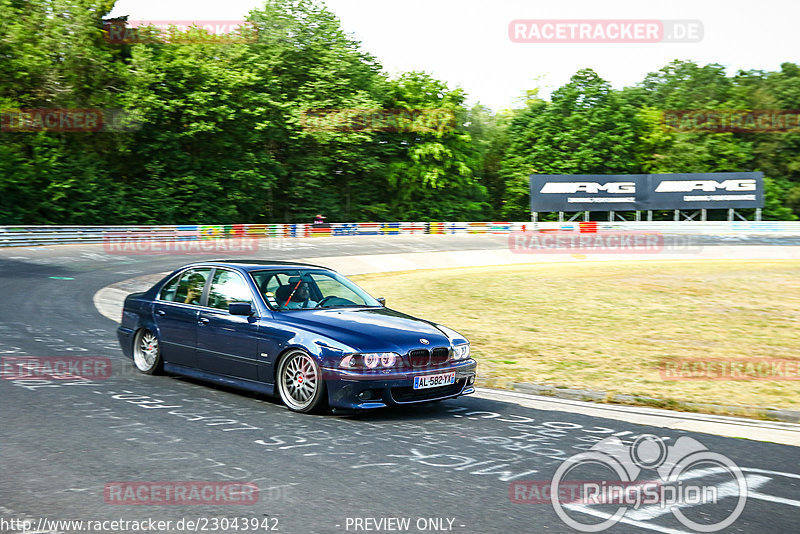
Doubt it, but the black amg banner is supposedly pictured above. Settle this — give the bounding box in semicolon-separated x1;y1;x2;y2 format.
529;172;764;212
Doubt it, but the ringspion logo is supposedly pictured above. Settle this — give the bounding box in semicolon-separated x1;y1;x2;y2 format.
511;435;747;532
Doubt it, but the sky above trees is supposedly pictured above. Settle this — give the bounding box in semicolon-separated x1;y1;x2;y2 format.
108;0;800;112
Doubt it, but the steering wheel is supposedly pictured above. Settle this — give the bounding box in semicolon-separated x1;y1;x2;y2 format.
317;296;337;307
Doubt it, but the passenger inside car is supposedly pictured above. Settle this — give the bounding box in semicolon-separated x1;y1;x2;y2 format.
182;273;206;305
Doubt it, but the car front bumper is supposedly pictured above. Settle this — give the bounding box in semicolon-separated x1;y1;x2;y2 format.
322;359;477;410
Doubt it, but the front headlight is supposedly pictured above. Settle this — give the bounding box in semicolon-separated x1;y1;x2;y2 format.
452;344;470;360
339;352;400;369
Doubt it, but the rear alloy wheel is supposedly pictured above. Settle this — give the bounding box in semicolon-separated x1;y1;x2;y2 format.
133;329;163;374
277;350;327;413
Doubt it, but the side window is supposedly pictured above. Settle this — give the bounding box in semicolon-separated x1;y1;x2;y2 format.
264;273;287;294
168;268;212;305
254;272;288;309
159;273;182;302
207;270;254;311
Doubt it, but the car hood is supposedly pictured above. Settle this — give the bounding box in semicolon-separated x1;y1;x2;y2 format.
272;307;452;353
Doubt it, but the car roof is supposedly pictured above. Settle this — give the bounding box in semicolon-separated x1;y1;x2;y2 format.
181;259;334;272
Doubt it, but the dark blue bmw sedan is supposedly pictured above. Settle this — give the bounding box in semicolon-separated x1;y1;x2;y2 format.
117;260;477;413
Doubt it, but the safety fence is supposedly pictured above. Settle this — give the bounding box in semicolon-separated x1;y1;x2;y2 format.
534;220;800;234
1;220;800;247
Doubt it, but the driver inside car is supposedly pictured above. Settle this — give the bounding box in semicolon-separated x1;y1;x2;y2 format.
281;281;318;309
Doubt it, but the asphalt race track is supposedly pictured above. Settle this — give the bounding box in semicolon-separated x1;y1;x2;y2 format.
1;234;799;534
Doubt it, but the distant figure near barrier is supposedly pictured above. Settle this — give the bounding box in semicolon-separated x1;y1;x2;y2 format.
312;214;331;236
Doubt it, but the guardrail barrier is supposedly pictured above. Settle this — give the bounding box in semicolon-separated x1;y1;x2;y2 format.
1;221;799;247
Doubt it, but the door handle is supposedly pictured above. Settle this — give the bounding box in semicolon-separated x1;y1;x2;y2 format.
156;310;166;316
198;317;210;325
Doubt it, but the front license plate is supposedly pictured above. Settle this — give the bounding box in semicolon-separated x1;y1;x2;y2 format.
413;372;456;390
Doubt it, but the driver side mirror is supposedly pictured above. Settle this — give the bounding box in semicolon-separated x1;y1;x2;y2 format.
229;302;253;316
377;297;386;307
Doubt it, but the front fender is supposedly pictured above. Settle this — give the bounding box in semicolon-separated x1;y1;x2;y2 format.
270;328;354;382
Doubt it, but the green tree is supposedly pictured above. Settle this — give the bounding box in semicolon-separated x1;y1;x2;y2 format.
501;69;642;219
246;0;387;223
0;0;130;224
627;60;798;220
464;104;514;219
117;37;282;223
365;72;489;221
737;63;800;219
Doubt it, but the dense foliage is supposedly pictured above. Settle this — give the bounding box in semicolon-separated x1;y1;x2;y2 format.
1;0;798;223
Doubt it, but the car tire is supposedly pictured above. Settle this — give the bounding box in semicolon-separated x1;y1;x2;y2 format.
277;349;327;414
133;328;163;375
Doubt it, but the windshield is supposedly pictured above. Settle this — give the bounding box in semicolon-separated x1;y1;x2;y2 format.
250;269;380;311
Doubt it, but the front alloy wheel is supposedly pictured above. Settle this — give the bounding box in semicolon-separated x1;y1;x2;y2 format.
133;329;162;374
277;350;327;413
